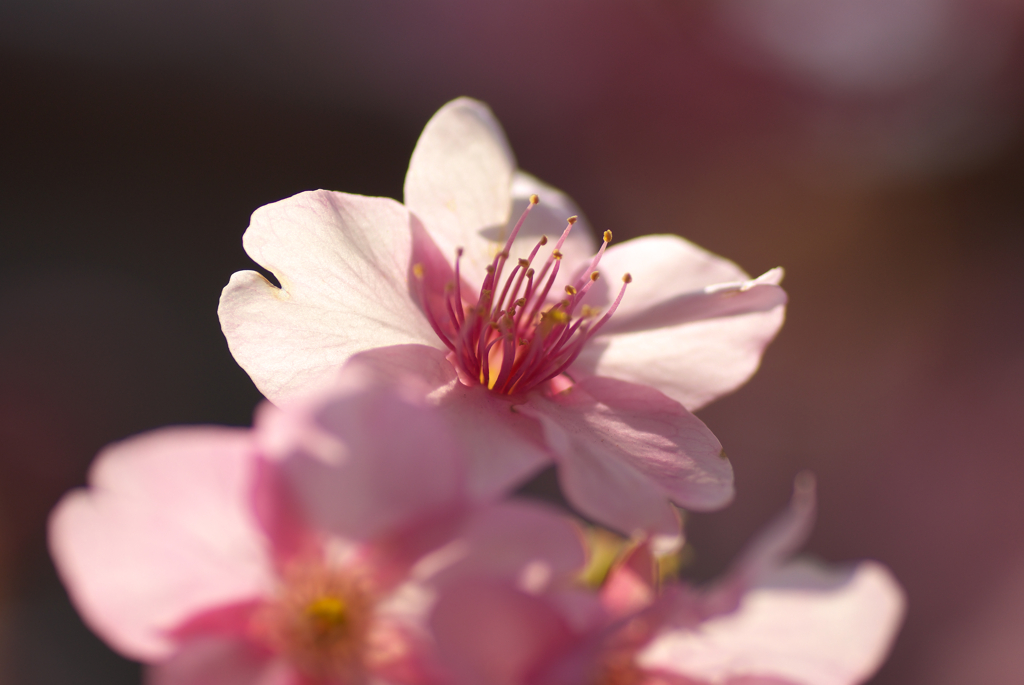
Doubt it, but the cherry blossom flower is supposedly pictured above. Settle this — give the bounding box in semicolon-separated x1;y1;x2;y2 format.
48;374;586;685
218;97;787;541
431;475;906;685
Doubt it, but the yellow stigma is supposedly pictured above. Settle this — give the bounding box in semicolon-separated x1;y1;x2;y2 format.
565;285;577;296
622;273;633;284
412;263;424;279
305;596;348;636
567;216;578;225
529;193;539;205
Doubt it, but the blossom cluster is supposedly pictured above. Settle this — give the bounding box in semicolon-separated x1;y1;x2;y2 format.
49;98;905;685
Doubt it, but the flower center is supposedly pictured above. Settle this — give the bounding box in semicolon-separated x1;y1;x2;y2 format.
597;654;645;685
305;595;349;638
415;195;631;395
252;563;375;681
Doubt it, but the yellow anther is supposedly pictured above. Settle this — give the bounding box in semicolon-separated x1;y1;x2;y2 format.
565;285;577;296
581;305;599;318
526;268;535;278
539;235;548;245
552;250;563;260
456;247;464;257
529;194;539;205
485;265;495;274
567;216;578;225
305;596;347;634
622;273;633;284
538;307;569;336
412;263;424;279
545;308;569;324
590;271;600;281
516;297;526;307
603;230;613;243
518;258;530;268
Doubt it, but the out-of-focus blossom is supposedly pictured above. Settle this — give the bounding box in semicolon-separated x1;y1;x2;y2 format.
48;374;586;685
431;475;906;685
219;97;786;541
717;0;1024;175
719;0;1013;94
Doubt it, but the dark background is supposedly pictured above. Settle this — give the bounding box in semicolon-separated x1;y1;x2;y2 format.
2;1;1024;683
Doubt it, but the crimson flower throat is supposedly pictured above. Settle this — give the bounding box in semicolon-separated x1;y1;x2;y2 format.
416;195;630;395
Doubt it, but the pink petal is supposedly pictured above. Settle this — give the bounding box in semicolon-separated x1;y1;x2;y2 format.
343;344;553;499
600;541;657;619
333;343;461;398
403;97;516;288
431;500;587;589
573;271;786;412
218;190;440;405
265;379;466;542
525;377;732;539
438;384;552;499
148;638;296;685
701;473;817;618
48;427;275;661
638;560;906;685
431;580;580;685
364;617;447;685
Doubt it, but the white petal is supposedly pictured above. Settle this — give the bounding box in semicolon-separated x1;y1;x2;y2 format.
572;282;786;412
579;235;752;320
639;560;906;685
218;190;440;405
404;97;516;286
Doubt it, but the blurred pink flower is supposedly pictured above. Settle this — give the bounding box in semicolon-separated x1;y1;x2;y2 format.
219;97;786;540
431;475;906;685
48;375;586;685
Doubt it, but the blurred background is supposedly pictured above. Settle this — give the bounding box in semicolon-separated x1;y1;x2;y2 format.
2;1;1024;683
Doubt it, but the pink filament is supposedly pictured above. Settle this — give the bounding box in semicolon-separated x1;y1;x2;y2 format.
416;206;627;395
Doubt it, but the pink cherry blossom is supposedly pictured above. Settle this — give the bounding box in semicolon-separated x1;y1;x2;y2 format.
218;97;787;540
431;475;906;685
48;374;586;685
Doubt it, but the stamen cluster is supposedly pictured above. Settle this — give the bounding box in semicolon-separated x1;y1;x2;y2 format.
416;195;631;395
252;563;375;681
